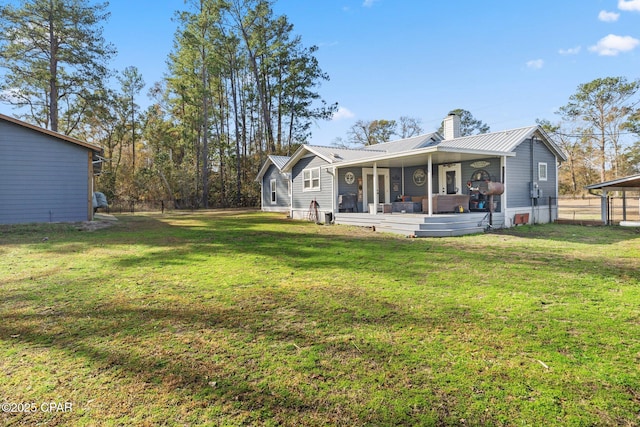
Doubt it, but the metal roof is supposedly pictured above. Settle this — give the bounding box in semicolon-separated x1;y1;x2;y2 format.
362;132;442;153
269;155;290;171
436;126;565;162
254;154;291;182
585;173;640;190
275;124;566;173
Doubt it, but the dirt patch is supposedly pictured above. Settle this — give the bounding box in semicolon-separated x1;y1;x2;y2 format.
75;214;118;232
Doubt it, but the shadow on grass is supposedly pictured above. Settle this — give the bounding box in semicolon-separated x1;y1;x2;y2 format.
2;211;639;424
0;276;441;425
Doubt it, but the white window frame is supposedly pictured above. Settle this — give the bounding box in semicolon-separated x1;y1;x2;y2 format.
538;162;548;181
270;179;277;204
303;167;321;192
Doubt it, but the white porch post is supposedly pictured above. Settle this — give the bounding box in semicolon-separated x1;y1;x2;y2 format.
427;154;433;216
331;167;336;215
501;155;507;215
373;162;378;215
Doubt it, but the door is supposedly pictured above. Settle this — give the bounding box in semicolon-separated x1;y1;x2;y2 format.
362;168;390;211
438;164;462;195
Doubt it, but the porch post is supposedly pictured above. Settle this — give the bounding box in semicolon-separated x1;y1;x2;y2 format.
427;154;433;216
601;190;608;225
501;155;508;215
373;162;378;215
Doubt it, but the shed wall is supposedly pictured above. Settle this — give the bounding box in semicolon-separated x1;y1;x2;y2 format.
0;121;90;224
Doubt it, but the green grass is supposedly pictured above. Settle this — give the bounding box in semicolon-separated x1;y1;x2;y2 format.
1;211;639;426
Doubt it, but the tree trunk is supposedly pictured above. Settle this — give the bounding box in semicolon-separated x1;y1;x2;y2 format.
48;0;58;132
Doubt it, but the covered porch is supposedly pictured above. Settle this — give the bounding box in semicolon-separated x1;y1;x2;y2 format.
328;146;509;221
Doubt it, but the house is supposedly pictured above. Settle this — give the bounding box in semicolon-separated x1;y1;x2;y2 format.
0;113;103;224
257;114;567;236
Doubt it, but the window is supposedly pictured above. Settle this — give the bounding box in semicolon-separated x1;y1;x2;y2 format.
538;162;548;181
270;179;277;203
303;168;320;191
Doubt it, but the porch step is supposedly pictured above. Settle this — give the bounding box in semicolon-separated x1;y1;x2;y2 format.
335;212;499;237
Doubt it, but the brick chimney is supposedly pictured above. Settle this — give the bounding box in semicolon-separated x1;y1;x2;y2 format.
443;113;461;140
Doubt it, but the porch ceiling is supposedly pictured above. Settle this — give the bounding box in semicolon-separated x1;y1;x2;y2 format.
330;147;514;170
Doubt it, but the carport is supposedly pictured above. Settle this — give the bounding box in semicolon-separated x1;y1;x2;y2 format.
585;174;640;225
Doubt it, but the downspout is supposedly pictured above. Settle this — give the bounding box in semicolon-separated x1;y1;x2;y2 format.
427;154;433;216
401;165;405;196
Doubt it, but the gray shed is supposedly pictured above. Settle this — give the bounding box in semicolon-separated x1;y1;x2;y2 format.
0;113;103;224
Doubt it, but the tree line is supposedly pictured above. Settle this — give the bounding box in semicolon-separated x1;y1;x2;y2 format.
0;0;336;209
1;1;639;206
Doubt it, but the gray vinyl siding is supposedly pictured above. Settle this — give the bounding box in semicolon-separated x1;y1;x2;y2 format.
506;138;558;208
403;166;430;198
261;164;289;210
337;167;361;211
0;121;89;224
292;155;332;212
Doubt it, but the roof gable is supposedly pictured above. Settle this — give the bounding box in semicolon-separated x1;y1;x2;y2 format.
255;154;291;182
436;126;566;161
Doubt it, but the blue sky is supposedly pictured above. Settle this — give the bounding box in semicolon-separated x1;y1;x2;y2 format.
4;0;640;145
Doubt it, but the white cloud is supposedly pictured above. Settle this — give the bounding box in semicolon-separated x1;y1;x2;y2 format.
559;46;581;55
589;34;640;55
0;88;22;103
332;106;355;121
526;59;544;69
618;0;640;11
598;10;620;22
362;0;380;7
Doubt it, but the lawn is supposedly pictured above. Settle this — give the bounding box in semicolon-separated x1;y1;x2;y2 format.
1;211;639;426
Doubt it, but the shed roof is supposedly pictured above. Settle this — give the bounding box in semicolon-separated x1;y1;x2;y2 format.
0;113;102;153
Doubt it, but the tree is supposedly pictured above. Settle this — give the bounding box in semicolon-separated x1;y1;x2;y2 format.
558;77;640;181
117;66;145;172
437;109;489;136
398;116;423;138
537;118;597;195
348;119;397;146
0;0;116;133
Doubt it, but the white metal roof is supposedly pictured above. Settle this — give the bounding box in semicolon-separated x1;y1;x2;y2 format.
585;173;640;190
254;154;291;182
275;124;566;174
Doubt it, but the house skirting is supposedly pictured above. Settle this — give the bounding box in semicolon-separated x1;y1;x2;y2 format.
505;203;558;227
